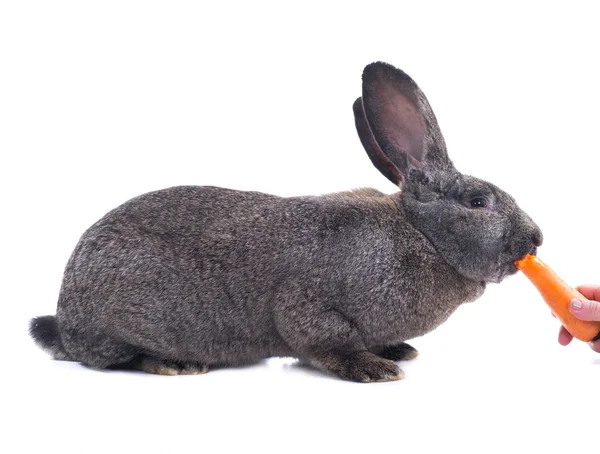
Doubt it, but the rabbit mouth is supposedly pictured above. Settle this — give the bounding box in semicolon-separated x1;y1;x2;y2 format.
506;262;520;276
510;245;538;264
505;250;533;276
505;246;537;278
488;261;520;283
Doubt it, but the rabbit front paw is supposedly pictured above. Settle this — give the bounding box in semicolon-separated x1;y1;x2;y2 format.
312;351;404;383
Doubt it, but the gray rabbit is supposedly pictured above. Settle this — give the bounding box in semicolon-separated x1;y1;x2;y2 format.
30;62;542;382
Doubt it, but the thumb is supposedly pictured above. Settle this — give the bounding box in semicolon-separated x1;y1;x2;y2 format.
569;298;600;321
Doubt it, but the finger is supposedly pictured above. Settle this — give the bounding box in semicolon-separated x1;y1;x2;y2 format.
576;285;600;302
589;339;600;353
568;298;600;322
558;326;573;346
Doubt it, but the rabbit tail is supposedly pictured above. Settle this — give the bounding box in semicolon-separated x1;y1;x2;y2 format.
29;315;71;361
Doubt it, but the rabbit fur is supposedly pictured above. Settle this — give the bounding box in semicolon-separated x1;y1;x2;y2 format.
30;62;542;382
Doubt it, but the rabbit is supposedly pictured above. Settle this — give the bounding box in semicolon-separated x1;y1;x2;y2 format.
30;62;542;382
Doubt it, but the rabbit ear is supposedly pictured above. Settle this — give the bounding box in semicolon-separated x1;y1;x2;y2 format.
358;62;453;182
353;97;402;185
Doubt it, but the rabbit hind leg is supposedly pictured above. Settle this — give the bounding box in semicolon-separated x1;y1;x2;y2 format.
60;324;139;370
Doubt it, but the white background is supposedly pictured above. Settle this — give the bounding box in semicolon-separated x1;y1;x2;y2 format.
1;1;599;453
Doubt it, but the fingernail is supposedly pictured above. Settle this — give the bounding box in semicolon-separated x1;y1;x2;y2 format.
570;299;583;311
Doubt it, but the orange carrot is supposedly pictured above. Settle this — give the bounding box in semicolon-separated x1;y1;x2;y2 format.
515;254;600;342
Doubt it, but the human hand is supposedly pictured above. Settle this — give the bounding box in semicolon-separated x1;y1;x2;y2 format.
557;285;600;352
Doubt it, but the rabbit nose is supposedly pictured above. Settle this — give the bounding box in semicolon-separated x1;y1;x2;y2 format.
532;229;543;247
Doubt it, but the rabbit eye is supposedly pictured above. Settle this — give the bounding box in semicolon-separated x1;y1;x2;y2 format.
470;197;488;209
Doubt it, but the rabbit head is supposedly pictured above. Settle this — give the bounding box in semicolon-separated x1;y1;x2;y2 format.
353;62;542;284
